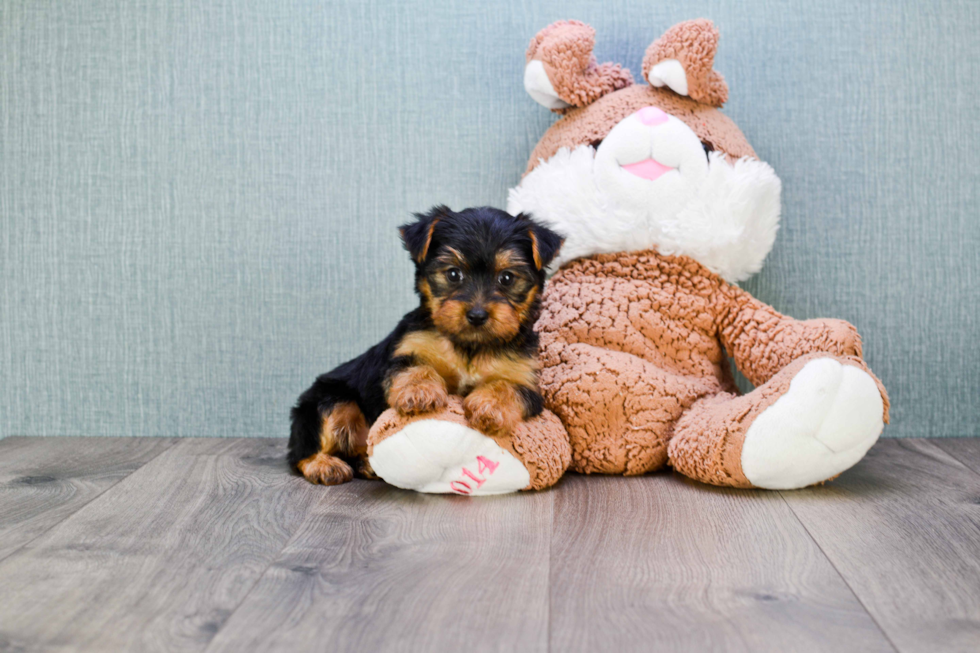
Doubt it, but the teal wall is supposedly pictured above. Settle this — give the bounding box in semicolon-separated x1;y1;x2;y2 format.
2;0;978;438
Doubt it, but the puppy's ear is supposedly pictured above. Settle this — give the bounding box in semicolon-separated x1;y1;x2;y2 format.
521;215;564;270
399;206;447;264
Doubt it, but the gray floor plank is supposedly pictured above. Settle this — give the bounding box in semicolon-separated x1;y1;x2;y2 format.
549;473;894;653
1;436;976;652
204;481;553;653
0;436;176;562
932;437;980;476
781;439;980;653
0;438;319;653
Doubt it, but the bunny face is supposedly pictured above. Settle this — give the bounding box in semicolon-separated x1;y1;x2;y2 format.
508;20;783;283
594;106;711;219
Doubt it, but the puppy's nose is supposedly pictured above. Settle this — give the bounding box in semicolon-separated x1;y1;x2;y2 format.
466;307;489;326
637;106;669;126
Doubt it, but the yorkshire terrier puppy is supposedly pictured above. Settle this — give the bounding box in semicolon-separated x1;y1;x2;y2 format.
288;206;564;485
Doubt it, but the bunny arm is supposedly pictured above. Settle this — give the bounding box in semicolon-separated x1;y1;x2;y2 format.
714;284;865;387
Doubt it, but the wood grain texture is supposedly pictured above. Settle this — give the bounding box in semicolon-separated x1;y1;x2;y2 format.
781;439;980;653
0;438;318;653
1;436;978;652
932;437;980;476
0;436;176;562
548;473;893;653
204;481;554;653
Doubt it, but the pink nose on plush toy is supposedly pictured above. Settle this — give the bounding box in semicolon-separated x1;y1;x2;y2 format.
637;106;669;126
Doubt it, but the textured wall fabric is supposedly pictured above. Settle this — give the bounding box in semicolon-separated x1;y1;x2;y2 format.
1;0;977;438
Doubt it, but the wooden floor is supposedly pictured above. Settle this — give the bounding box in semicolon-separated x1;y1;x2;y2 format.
0;438;978;652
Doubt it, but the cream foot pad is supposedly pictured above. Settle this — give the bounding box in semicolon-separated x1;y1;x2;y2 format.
741;357;884;490
369;419;531;496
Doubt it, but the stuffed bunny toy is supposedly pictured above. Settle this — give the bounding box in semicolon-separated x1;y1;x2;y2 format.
510;19;889;489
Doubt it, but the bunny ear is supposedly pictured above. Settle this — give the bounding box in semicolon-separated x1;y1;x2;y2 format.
524;20;633;112
642;19;729;107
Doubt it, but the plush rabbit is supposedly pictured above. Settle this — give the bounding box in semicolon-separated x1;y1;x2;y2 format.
511;19;889;489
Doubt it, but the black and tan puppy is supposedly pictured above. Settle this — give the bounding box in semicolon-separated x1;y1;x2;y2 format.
288;206;564;485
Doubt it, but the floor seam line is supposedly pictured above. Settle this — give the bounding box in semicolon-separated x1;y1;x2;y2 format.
777;490;901;653
200;485;322;652
200;552;288;652
0;437;180;566
928;439;980;479
546;489;554;653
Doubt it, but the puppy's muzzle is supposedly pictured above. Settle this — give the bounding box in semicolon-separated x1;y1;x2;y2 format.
466;306;489;326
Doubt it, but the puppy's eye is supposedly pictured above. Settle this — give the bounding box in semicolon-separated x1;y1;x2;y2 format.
497;271;516;287
446;268;463;284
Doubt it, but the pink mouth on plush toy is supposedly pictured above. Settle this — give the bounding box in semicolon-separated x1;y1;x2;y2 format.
621;158;674;181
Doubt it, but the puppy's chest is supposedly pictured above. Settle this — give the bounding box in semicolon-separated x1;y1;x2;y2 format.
451;359;494;395
394;331;536;394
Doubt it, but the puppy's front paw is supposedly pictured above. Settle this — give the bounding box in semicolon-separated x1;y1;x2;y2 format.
390;379;449;416
464;386;523;436
297;453;353;486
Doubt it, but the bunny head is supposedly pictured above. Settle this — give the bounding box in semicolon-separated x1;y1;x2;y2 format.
509;19;783;282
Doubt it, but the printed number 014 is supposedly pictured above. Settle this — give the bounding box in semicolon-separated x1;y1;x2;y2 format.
450;456;500;495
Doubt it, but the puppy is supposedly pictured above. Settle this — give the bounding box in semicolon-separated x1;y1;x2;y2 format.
288;206;564;485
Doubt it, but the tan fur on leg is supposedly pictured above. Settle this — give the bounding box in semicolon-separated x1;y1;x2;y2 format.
323;401;369;457
355;456;379;480
387;365;449;415
296;401;366;486
297;453;354;485
463;380;525;436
